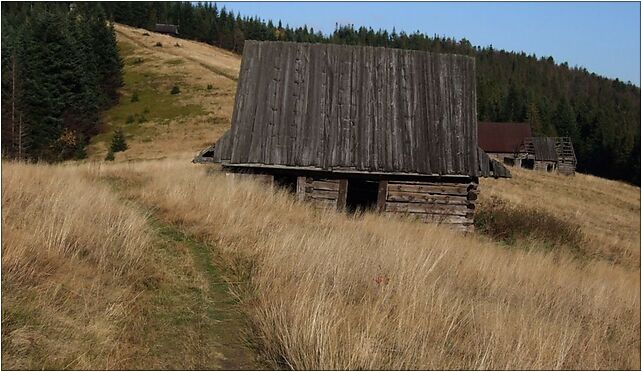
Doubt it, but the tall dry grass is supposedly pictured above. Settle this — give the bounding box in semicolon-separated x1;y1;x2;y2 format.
2;162;154;369
481;167;641;268
96;158;640;370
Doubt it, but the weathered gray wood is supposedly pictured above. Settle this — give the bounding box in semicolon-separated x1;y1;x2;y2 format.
337;179;348;211
383;212;473;225
387;183;470;195
311;180;340;191
384;202;473;216
309;189;339;200
296;176;307;202
377;180;388;212
386;191;470;205
220;41;478;177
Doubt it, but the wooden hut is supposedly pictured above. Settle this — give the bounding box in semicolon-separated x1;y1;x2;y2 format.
155;23;179;35
521;137;577;175
477;122;532;167
195;41;510;231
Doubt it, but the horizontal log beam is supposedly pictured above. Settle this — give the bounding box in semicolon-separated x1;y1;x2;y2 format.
386;190;470;205
385;202;474;216
387;183;470;196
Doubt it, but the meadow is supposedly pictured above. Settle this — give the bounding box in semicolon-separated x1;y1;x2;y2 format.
3;157;640;369
2;24;640;370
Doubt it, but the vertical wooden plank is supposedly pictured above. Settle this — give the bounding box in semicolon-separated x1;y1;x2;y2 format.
360;46;372;171
302;44;320;166
296;176;307;202
230;41;258;163
319;44;330;169
247;42;272;163
276;43;294;166
337;179;348;211
328;44;341;168
399;49;413;172
450;56;464;174
468;57;479;176
377;180;388;212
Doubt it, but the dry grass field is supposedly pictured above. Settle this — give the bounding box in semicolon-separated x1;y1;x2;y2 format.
2;24;640;370
3;158;639;370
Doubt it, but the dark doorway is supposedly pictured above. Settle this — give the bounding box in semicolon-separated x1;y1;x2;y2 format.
274;175;297;193
521;158;534;170
346;179;379;213
503;157;515;166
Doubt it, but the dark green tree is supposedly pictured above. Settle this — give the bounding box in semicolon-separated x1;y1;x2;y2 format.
110;128;128;153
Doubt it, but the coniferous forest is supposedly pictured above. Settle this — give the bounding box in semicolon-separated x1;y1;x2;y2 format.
2;2;639;185
1;2;122;162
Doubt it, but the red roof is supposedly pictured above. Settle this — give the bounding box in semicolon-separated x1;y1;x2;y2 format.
477;122;532;153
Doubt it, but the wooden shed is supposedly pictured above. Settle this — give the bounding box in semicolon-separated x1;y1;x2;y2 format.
155;23;179;35
521;137;577;175
478;122;532;167
195;41;510;231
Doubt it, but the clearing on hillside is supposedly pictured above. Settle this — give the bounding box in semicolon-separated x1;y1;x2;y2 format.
86;23;240;162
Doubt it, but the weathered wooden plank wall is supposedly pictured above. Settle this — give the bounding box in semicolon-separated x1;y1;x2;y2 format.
383;179;477;232
296;177;346;210
223;41;478;177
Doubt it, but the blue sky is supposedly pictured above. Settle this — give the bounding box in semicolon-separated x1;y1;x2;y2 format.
217;1;641;85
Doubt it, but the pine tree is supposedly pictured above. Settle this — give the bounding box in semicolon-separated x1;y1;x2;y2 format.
110;128;128;153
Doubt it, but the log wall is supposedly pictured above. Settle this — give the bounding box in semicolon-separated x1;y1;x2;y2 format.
534;160;556;172
557;162;575;176
382;179;477;232
296;176;348;210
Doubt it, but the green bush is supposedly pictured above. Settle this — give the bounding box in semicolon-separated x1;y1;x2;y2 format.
170;85;180;95
104;150;115;161
154;42;162;47
110;129;128;153
206;84;213;90
137;115;147;123
126;115;135;124
131;91;139;103
475;196;585;255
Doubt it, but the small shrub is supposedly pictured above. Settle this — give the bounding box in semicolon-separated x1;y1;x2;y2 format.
143;107;150;114
137;115;147;123
154;42;163;47
126;115;135;124
475;196;585;255
170;85;180;95
110;129;128;153
206;84;213;90
104;150;115;161
131;91;139;103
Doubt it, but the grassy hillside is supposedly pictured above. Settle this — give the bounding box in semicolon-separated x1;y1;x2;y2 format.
2;24;640;370
86;24;240;161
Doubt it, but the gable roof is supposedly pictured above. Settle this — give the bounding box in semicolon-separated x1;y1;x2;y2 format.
477;122;532;153
210;41;482;177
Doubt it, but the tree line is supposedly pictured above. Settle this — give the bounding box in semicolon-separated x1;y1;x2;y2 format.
1;2;122;161
2;2;638;185
103;1;640;185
